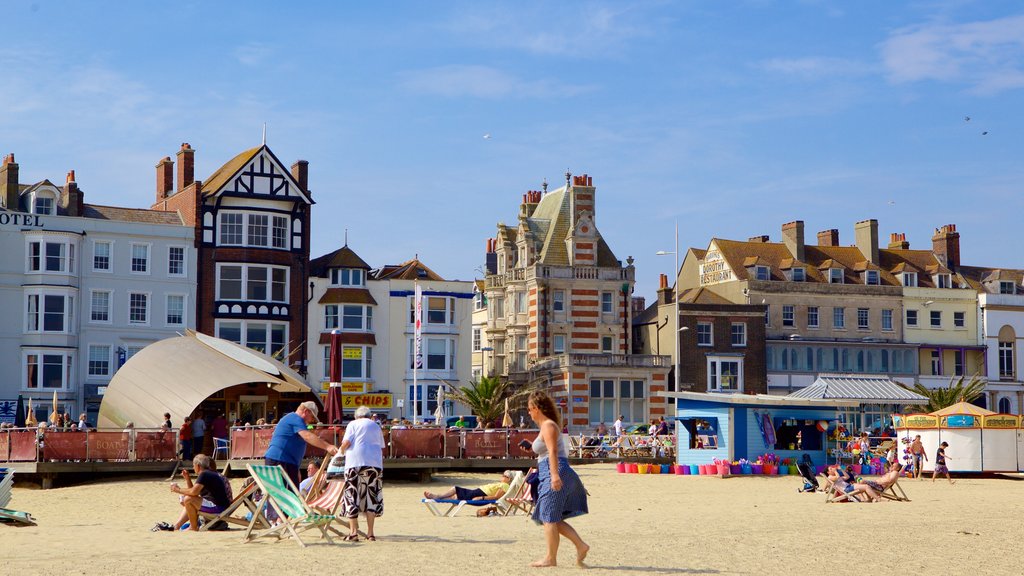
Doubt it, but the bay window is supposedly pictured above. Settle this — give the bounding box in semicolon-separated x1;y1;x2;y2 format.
25;351;73;390
217;264;289;303
217;321;288;358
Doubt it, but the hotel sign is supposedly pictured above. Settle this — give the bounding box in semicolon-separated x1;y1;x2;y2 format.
0;213;43;227
700;250;733;286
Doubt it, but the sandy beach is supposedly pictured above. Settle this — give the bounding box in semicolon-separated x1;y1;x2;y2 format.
5;463;1024;575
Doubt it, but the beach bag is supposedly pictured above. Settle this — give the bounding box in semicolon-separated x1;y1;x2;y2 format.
476;505;498;517
326;454;346;480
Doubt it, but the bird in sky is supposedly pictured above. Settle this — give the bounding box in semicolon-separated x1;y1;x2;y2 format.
887;200;896;206
964;116;971;122
982;131;989;136
483;133;492;140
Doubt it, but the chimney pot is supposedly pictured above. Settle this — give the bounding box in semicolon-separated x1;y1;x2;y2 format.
291;160;309;194
176;143;195;192
66;170;75;184
932;223;961;271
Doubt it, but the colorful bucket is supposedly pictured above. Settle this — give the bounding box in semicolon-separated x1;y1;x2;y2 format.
638;464;650;474
778;465;789;475
628;463;638;474
751;464;764;474
741;464;752;475
673;464;685;475
661;464;672;474
681;464;691;475
649;464;660;474
616;462;626;474
689;464;699;475
717;463;730;476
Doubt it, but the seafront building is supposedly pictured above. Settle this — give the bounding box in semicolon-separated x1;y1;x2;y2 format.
150;143;313;422
481;174;670;431
307;245;473;421
0;154;195;425
641;219;1023;416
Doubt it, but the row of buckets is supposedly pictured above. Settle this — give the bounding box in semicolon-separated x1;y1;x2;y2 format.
616;462;884;476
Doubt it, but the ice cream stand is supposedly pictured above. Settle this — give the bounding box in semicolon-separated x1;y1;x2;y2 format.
893;401;1021;473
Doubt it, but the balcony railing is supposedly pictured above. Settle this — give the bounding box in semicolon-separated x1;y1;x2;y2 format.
485;265;633;289
532;353;671;372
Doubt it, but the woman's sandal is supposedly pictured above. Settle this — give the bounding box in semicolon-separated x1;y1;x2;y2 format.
366;535;376;541
343;534;359;542
151;522;174;532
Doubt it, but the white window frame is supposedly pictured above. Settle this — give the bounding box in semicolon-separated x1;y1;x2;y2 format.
218;210;292;251
730;323;746;347
953;311;965;328
472;327;482;352
882;309;893;331
807;306;819;329
87;344;112;377
129;242;151;275
215;263;290;303
930;310;941;328
325;305;339;330
128;292;150;325
857;308;869;329
791;267;805;282
553;290;565;312
218;212;244;246
216;320;289;358
707;356;743;393
829;268;843;284
329;268;365;287
271;216;289;249
25;290;74;334
23;350;73;391
165;293;186;327
934;274;951;289
833;307;845;329
906;309;918;327
89;289;113;324
167;245;187;277
33;195;55;215
27;238;75;274
408;336;457;373
697;322;713;347
902;272;917;287
92;240;113;273
999;281;1016;295
553;334;566;354
782;305;795;327
755;266;770;281
340;304;373;331
340;345;373;380
601;335;614;353
865;270;879;285
601;291;614;314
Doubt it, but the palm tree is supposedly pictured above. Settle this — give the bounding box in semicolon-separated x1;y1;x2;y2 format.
439;375;543;427
905;374;987;413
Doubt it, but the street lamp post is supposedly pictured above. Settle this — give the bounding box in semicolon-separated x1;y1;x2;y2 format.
656;221;680;392
481;346;494;378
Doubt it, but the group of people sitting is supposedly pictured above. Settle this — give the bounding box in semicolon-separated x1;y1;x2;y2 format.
826;460;904;502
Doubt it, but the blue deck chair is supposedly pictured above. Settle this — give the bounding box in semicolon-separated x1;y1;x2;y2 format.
421;471;525;517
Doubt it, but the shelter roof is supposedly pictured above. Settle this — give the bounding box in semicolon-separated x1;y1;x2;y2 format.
788;374;928;405
929;401;995;417
663;390;860;409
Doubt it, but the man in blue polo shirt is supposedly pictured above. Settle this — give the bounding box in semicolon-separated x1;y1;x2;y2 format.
264;401;338;489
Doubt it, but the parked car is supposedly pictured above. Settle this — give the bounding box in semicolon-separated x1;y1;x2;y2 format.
625;424;651;435
445;415;479;429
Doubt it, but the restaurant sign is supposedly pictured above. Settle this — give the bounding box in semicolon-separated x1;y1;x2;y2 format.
983;414;1020;429
700;249;733;286
320;381;368;393
895;414;938;429
342;393;393;409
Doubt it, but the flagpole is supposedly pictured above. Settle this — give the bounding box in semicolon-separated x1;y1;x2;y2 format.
413;281;423;425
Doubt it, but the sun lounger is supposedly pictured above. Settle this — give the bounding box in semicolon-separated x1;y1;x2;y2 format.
0;508;36;526
0;468;35;526
243;464;336;547
421;471;525;517
199;478;268;532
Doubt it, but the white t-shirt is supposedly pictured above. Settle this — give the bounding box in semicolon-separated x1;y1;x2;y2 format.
614;419;624;436
343;418;385;470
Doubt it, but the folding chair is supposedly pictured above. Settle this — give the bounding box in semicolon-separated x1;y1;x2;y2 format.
243;464;336;547
212;437;229;462
502;468;536;517
199;478;268;532
422;471;525;517
0;468;36;526
879;478;911;502
825;478;862;503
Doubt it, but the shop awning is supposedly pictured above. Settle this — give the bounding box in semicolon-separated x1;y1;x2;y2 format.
787;374;928;405
98;331;316;429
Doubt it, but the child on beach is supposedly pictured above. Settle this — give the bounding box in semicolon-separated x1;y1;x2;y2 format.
932;441;956;484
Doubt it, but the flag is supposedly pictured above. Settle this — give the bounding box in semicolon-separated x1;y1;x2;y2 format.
413;283;423;370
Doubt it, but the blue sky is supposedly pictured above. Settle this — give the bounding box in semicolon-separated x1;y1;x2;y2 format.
3;1;1023;300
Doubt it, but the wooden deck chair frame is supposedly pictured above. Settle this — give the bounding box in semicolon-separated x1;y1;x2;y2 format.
502;468;536;517
243;464;336;547
199;479;268;532
825;479;862;503
879;478;910;502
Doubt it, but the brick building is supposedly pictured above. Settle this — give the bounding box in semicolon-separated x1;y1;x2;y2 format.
151;143;312;381
482;174;670;430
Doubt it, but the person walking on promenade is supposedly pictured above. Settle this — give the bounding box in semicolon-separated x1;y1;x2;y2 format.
339;405;385;541
525;390;589;568
932;441;956;484
191;412;206;458
179;416;193;461
264;401;337;488
909;435;927;479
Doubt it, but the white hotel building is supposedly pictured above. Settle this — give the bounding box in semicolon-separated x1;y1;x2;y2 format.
0;155;195;425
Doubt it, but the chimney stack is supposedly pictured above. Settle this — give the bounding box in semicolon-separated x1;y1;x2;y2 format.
854;219;879;263
156;156;174;200
484;238;497;275
1;153;19;210
932;224;960;271
291;160;309;194
781;220;805;261
747;235;770;243
63;170;84;217
176;143;194;192
817;229;839;247
569;173;595;229
888;232;910;250
657;273;675;305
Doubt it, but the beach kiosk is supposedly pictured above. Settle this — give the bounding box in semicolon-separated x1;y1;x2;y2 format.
666;391;860;468
893;402;1021;473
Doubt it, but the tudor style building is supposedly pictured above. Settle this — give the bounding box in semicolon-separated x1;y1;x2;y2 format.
151;143;312;380
482;174;670;430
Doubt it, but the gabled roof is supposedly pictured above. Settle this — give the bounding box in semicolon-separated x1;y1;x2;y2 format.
959;265;1024;292
200;145;311;204
371;258;445;281
788;374;928;405
679;287;733;305
310;245;372;277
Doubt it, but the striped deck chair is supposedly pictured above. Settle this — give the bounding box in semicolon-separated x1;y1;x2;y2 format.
502;468;536;517
825;478;862;503
243;464;336;547
306;480;348;536
199;478;268;532
422;471;525;517
0;468;36;526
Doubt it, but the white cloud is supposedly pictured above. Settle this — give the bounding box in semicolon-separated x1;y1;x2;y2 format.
233;42;272;67
880;14;1024;94
398;65;595;99
759;56;876;78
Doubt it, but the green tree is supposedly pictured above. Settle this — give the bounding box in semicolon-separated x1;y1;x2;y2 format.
905;374;987;413
440;375;542;427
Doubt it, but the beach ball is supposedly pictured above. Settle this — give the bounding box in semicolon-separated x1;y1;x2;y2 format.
816;420;829;432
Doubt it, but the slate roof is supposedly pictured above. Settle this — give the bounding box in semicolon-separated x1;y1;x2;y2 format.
787;374;928;404
514;185;619;267
83;204;184;225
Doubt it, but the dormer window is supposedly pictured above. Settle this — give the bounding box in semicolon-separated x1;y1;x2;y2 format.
865;270;879;285
755;266;770;281
829;268;844;284
999;281;1017;294
330;268;364;287
790;268;805;282
901;272;917;287
934;273;951;289
34;195;54;215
